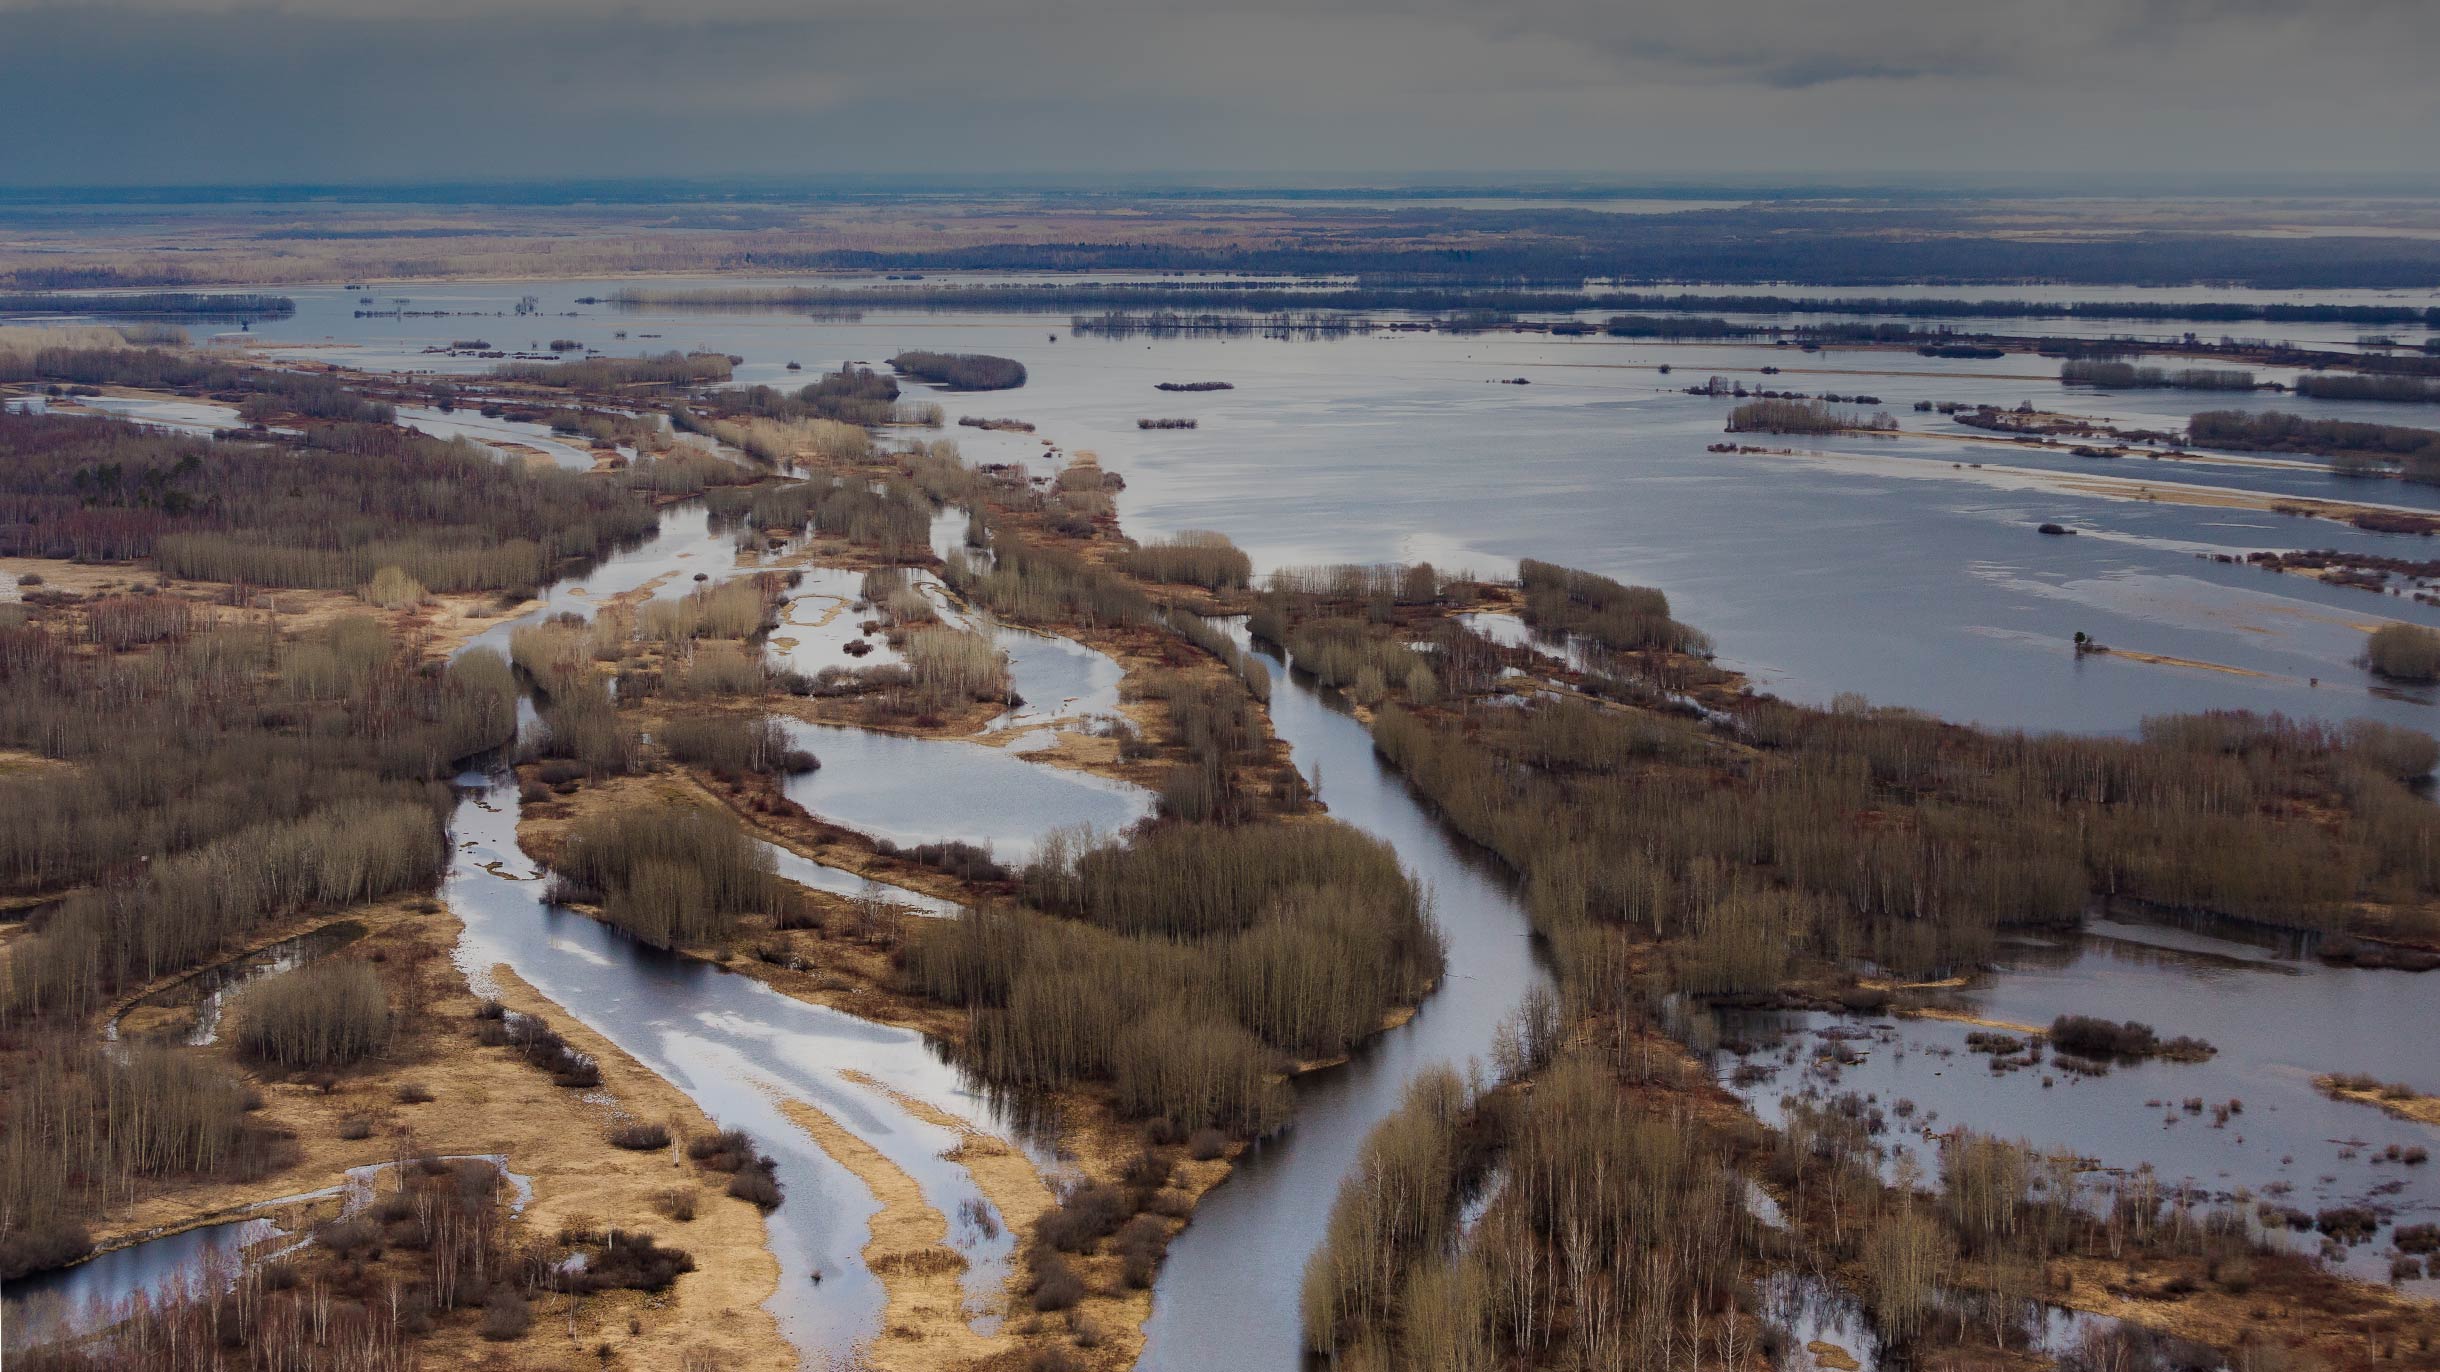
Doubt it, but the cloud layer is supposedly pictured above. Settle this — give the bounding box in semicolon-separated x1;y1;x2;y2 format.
5;0;2436;184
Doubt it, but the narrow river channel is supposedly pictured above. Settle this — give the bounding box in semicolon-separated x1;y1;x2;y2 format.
1138;637;1554;1370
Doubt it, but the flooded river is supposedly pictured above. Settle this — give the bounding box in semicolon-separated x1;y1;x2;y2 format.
17;278;2438;1364
197;273;2440;738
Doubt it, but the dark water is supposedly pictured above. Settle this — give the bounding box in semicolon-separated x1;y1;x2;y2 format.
1138;643;1552;1370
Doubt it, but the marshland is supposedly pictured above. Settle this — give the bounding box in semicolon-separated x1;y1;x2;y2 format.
2;188;2439;1372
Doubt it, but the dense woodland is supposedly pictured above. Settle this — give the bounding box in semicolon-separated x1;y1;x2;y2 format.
1279;561;2440;1371
1253;564;2440;992
2061;360;2257;391
610;283;2440;330
0;410;655;592
2188;410;2440;480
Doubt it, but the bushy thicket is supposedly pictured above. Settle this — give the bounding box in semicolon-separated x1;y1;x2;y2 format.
1724;398;1896;433
8;1153;628;1368
1137;671;1271;822
0;349;372;426
2365;622;2440;682
494;351;732;388
0;1041;284;1278
1520;560;1711;657
797;365;900;425
2294;374;2440;404
888;351;1027;391
0;411;654;593
232;959;393;1070
903;625;1010;704
659;713;815;777
688;413;871;468
2189;409;2440;480
621;447;761;496
899;822;1442;1134
547;803;786;949
943;536;1151;628
1250;565;2440;991
1121;531;1252;590
702;472;928;554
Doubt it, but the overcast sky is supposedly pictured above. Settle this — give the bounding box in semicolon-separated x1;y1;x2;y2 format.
5;0;2438;187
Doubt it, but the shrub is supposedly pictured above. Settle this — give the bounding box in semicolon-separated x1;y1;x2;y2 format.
479;1286;532;1341
609;1122;673;1151
727;1164;784;1212
1030;1254;1085;1312
904;626;1009;703
2366;622;2440;682
1038;1180;1130;1252
555;1230;696;1294
358;565;427;609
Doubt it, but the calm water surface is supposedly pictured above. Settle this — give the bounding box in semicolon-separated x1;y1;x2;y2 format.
218;275;2440;738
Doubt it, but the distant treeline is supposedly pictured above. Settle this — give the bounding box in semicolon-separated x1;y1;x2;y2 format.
0;292;296;321
611;282;2440;329
494;350;733;389
2189;410;2440;481
1725;398;1898;434
2294;374;2440;405
737;216;2440;288
0;345;391;422
2061;360;2257;391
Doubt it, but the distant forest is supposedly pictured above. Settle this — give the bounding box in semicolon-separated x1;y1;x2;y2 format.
612;283;2440;329
0;292;295;321
740;212;2440;289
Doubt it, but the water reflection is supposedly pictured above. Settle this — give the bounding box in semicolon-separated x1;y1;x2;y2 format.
775;720;1152;864
447;774;1047;1358
230;273;2440;737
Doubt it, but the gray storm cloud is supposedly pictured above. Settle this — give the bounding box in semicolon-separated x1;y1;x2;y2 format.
1;0;2434;183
